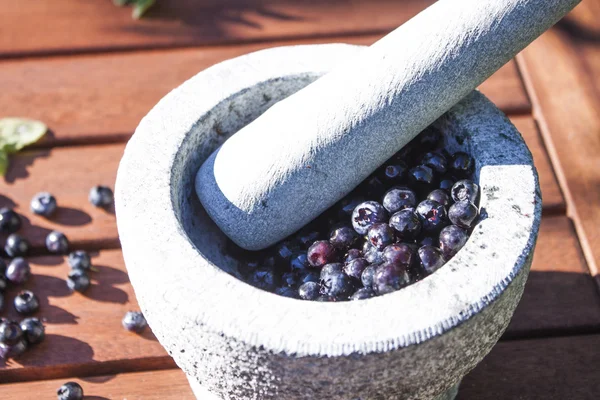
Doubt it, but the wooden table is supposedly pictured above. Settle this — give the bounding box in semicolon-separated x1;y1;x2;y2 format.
1;1;599;398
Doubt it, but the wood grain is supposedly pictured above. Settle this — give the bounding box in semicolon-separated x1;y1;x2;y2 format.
0;39;530;149
0;249;173;383
517;11;600;279
0;0;435;58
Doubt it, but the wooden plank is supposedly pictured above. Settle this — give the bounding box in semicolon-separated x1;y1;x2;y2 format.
517;7;600;280
0;369;194;399
0;0;435;58
505;216;600;338
0;144;122;252
0;249;173;383
0;39;530;149
459;334;600;399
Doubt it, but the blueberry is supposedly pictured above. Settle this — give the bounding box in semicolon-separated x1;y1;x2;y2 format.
361;265;378;289
320;269;355;300
382;187;417;214
122;311;148;333
68;250;92;271
408;165;435;194
343;258;369;281
439;225;469;259
6;258;31;284
0;338;27;360
448;201;479;229
20;317;45;345
350;288;375;300
389;209;422;241
421;152;448;174
247;267;278;291
362;239;374;254
296;229;321;249
319;263;343;281
0;319;23;345
89;185;114;207
14;290;40;315
297;270;320;285
30;192;57;217
275;286;298;298
67;268;91;293
427;189;452;207
281;272;299;288
289;252;309;272
344;248;362;263
367;223;395;250
418;236;437;247
329;225;358;250
373;262;410;295
0;208;22;234
5;234;30;257
450;152;474;177
337;196;366;219
351;201;388;235
439;176;456;193
298;281;320;300
451;179;479;203
382;243;415;267
418;245;447;275
57;381;84;400
415;200;448;234
364;247;384;265
274;240;300;264
380;162;408;183
307;240;338;268
46;231;69;254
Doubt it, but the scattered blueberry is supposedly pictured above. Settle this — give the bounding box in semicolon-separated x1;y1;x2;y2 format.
439;225;469;259
0;319;23;346
5;234;30;257
298;281;320;300
415;200;448;234
450;152;475;177
350;288;375;300
351;201;388;235
0;338;27;360
389;209;421;241
421;152;448;174
373;262;410;295
46;231;69;254
89;185;114;207
30;192;57;217
343;258;369;281
57;381;84;400
14;290;40;315
382;187;417;214
67;268;91;293
122;311;148;333
20;318;45;345
418;245;447;275
6;258;31;284
307;240;338;268
67;250;92;271
329;225;358;249
367;223;395;250
448;200;479;229
451;179;479;203
427;189;451;207
0;208;21;234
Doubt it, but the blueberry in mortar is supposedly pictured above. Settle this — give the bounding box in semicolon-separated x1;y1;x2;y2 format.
367;223;395;250
439;225;469;259
382;187;417;214
448;200;479;229
415;199;448;234
389;209;422;241
451;179;479;203
351;201;388;235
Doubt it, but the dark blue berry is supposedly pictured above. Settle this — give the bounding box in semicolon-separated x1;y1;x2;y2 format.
319;263;343;280
418;236;437;247
46;231;69;254
320;269;355;300
248;267;277;291
122;311;148;333
450;152;475;177
307;240;338;268
415;200;448;234
344;248;362;262
5;234;30;257
351;201;388;235
343;258;369;281
67;268;91;293
337;196;366;219
289;252;309;272
382;243;415;267
281;272;299;288
350;288;375;300
20;317;45;345
421;152;448;174
6;258;30;284
296;229;321;248
439;225;469;259
451;179;479;203
68;250;92;271
361;265;378;289
439;176;456;193
389;209;421;241
448;200;479;229
408;165;435;194
329;225;358;250
57;381;84;400
297;270;320;285
0;319;23;345
380;163;408;183
0;338;27;360
274;240;300;264
373;262;410;295
364;247;384;265
367;223;395;250
89;185;114;207
418;245;447;275
14;290;39;314
30;192;57;217
275;286;298;298
382;187;417;214
0;208;21;234
298;281;320;300
427;189;451;207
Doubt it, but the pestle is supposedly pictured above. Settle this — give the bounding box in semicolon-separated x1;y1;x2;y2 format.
196;0;580;251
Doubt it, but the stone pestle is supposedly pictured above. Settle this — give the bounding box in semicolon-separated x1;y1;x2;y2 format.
196;0;580;250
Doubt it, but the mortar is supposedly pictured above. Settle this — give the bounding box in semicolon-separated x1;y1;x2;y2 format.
115;44;541;399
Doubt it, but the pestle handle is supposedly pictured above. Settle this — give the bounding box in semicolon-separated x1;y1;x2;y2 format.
196;0;580;250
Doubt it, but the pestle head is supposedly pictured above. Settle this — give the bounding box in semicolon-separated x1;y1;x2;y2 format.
196;0;580;250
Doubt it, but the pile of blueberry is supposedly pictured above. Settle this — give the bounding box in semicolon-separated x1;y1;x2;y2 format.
234;127;480;301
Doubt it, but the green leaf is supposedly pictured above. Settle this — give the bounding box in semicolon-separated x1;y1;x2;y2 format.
0;150;8;176
132;0;156;19
0;118;47;154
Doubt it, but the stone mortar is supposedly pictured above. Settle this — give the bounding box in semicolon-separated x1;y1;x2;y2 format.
115;44;542;399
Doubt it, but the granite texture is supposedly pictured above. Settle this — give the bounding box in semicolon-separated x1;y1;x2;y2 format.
116;44;542;399
195;0;578;250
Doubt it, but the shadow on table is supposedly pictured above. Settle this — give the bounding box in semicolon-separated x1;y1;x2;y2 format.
15;334;94;367
3;148;51;184
52;206;92;227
